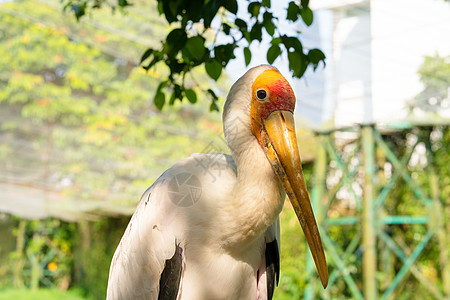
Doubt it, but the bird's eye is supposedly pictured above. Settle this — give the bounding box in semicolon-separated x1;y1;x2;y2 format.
256;89;269;102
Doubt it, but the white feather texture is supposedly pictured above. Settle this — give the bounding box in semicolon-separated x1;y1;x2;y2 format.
107;65;285;300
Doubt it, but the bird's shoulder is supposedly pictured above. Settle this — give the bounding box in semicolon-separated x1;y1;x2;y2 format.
183;152;237;176
136;152;236;208
116;152;237;238
159;152;238;203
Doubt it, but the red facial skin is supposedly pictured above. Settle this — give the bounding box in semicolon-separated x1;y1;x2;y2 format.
250;70;296;142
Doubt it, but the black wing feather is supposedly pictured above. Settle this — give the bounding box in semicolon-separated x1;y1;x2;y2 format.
266;239;280;300
158;244;183;300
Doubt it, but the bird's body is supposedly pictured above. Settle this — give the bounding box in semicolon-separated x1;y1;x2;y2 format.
108;151;281;299
107;65;328;300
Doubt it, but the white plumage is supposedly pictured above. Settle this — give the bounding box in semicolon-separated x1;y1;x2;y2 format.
107;65;327;300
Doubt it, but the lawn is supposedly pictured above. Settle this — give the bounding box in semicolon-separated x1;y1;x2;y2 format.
0;288;88;300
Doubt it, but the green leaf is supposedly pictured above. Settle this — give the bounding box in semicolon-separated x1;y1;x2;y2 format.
222;23;231;35
267;45;281;64
205;59;222;80
207;88;218;100
222;0;238;14
161;0;183;23
210;101;219;111
154;90;165;110
281;35;303;52
235;18;247;31
307;48;325;69
174;84;181;96
167;59;186;74
183;2;202;23
140;48;153;64
214;43;236;66
185;89;197;104
288;51;307;78
250;22;263;42
203;0;221;27
287;1;300;21
262;12;275;36
142;50;162;71
244;47;251;66
270;37;282;45
168;84;183;105
264;22;275;36
165;28;187;56
207;89;219;111
235;18;249;41
157;1;164;15
288;51;301;71
262;0;271;8
185;36;206;61
300;8;313;26
70;3;87;20
248;2;261;18
169;92;176;105
118;0;130;7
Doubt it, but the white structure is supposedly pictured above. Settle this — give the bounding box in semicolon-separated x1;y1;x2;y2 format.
302;0;450;128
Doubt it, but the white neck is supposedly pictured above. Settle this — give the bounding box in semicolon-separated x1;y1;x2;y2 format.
220;111;284;251
223;136;284;248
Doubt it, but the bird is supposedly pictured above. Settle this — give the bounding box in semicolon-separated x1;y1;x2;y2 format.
106;65;328;300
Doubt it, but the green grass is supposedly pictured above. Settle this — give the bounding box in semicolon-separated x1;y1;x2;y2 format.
0;288;89;300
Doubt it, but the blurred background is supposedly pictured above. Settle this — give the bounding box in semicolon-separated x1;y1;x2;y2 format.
0;0;449;299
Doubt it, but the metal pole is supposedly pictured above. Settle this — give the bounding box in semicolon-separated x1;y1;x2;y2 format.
361;125;377;300
305;134;328;300
425;128;450;297
13;219;26;288
311;135;327;225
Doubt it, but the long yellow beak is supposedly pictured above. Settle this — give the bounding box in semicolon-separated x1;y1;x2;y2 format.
260;110;328;288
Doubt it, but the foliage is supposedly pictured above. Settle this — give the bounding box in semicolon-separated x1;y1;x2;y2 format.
62;0;326;110
0;216;17;289
72;217;129;299
377;127;448;298
0;1;225;217
276;203;309;299
12;219;75;290
413;54;450;112
300;126;449;299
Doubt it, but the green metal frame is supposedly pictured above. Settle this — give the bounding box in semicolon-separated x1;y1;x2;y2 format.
304;125;448;300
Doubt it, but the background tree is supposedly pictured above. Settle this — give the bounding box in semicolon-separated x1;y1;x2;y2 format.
412;54;450;113
62;0;326;110
0;2;318;298
0;0;226;216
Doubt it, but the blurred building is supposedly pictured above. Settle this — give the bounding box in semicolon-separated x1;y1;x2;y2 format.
296;0;450;128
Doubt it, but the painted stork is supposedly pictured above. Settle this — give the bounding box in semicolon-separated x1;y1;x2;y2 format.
107;65;328;300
